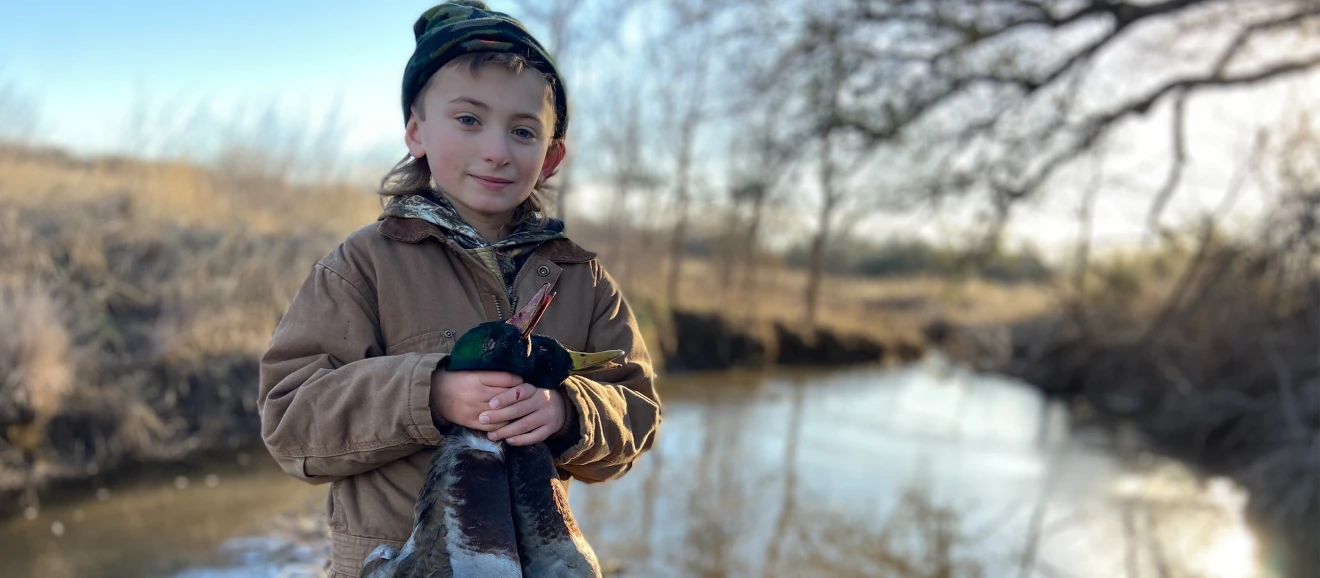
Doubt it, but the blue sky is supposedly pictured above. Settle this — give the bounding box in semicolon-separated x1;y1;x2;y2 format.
1;1;498;158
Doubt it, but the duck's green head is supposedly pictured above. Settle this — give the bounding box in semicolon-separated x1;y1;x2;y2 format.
446;320;535;375
445;284;625;385
445;284;555;376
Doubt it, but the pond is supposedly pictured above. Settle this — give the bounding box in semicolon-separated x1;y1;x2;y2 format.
0;358;1267;578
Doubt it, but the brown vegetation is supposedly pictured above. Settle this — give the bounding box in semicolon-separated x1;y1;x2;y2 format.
575;217;1056;348
0;283;73;487
0;145;369;515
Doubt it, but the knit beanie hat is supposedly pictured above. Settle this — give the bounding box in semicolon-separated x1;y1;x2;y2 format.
402;0;569;140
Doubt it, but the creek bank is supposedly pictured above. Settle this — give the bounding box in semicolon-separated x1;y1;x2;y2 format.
660;310;920;372
0;352;264;521
0;199;320;523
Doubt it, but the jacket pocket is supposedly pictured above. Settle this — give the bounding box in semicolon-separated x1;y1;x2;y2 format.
385;329;456;356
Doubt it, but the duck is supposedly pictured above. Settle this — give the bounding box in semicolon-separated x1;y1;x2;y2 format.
361;284;621;578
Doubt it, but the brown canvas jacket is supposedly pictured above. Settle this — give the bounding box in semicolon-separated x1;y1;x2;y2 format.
257;217;660;577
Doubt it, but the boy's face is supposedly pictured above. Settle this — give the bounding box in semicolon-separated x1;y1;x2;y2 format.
405;61;564;228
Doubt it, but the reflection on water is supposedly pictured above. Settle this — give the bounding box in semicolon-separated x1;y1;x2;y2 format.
0;360;1268;578
569;360;1267;578
0;454;328;578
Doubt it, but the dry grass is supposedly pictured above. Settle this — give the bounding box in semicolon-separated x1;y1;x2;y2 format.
0;144;380;235
600;253;1058;346
0;145;369;501
0;283;73;455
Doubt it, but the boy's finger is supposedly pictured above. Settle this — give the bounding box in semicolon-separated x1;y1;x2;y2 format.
487;413;543;441
504;425;553;447
467;418;509;432
488;384;536;410
480;398;537;428
476;371;522;388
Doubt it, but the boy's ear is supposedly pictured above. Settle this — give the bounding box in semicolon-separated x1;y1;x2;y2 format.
538;141;567;184
405;113;426;159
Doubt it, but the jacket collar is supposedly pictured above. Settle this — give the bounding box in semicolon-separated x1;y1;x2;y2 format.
377;216;597;264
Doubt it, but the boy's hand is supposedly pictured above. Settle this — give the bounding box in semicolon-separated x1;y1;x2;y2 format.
481;384;566;446
431;369;522;431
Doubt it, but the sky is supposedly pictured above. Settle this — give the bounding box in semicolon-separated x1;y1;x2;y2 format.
2;1;1318;256
1;0;448;160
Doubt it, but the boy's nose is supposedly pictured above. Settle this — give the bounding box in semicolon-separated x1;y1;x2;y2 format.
481;134;512;167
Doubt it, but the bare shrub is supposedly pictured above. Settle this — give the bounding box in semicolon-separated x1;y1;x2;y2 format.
0;282;73;453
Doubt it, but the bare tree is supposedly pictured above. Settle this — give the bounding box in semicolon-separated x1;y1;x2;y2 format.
659;1;717;309
508;0;633;224
765;0;1320;239
604;95;643;261
601;91;663;288
736;0;1320;321
772;15;862;324
720;94;794;309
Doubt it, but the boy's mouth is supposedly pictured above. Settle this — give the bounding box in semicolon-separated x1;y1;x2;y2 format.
470;174;514;190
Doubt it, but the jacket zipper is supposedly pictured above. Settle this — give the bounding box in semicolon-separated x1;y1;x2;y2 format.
509;263;531;307
498;259;545;320
482;255;550;322
443;240;518;322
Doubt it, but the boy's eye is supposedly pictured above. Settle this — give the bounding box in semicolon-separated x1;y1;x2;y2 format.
456;115;479;126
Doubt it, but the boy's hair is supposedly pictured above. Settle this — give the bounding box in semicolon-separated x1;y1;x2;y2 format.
379;51;561;224
381;0;569;225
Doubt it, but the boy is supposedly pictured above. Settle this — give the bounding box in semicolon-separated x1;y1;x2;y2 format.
257;3;660;576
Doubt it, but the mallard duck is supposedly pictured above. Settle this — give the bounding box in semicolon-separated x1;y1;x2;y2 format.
361;284;620;578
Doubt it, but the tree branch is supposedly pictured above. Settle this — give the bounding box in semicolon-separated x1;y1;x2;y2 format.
1211;4;1320;75
1148;89;1189;236
1140;219;1221;348
828;1;1320;211
837;0;1220;152
1071;154;1105;338
990;53;1320;203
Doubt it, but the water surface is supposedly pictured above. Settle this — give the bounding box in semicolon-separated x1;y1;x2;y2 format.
0;360;1264;577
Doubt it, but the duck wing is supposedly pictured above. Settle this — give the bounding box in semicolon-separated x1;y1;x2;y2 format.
361;426;524;577
505;442;602;578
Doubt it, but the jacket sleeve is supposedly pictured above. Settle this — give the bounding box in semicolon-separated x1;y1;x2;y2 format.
550;262;661;483
258;249;445;485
